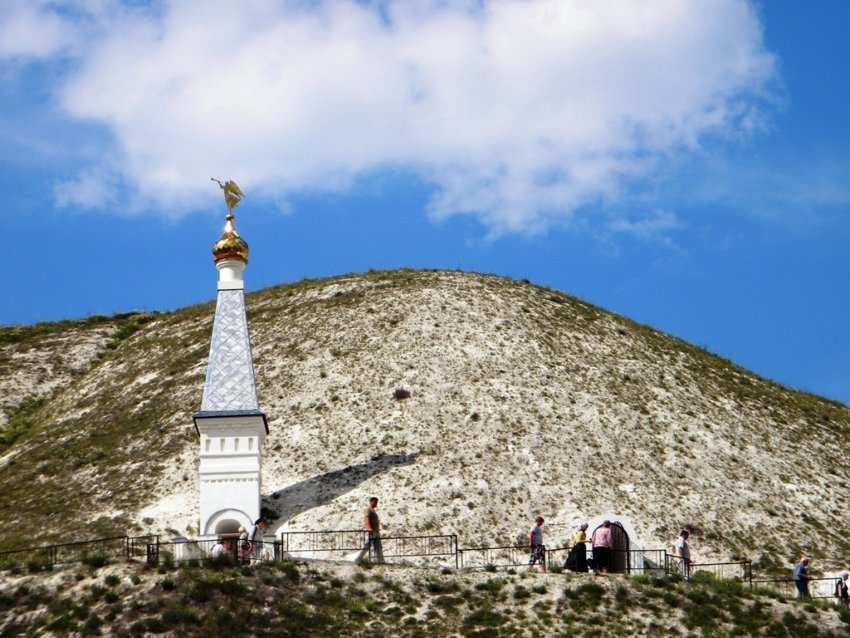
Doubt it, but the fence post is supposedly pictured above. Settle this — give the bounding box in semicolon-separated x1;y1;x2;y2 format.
146;539;160;567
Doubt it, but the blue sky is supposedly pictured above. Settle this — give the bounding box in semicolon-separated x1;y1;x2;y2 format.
3;0;849;405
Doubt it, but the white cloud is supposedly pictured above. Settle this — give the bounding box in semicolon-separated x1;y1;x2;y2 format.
608;209;682;240
8;0;777;233
0;1;78;59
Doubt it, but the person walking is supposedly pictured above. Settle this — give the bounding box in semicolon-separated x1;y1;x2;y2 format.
356;496;384;563
792;557;813;598
248;517;267;563
835;571;849;607
527;516;546;572
675;530;691;578
591;520;613;574
238;526;249;563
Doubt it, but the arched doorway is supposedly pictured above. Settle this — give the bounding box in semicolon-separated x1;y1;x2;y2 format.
205;508;251;537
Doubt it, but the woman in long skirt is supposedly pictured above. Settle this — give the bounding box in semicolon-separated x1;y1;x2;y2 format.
573;523;589;572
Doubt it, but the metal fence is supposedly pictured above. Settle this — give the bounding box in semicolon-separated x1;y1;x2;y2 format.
547;547;670;576
277;529;458;568
458;545;536;570
378;534;459;568
0;535;158;570
0;531;820;601
280;529;364;560
146;537;280;566
665;553;688;578
751;577;838;600
689;560;752;582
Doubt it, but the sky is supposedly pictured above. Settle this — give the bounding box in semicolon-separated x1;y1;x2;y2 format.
2;0;849;406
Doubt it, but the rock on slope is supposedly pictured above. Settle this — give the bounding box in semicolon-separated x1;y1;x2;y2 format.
0;270;847;573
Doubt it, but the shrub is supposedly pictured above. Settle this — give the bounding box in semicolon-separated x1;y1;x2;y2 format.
275;560;300;582
82;554;109;569
158;578;175;592
423;577;460;594
563;582;606;612
161;608;199;625
513;585;531;600
80;614;102;637
474;579;504;594
27;558;52;573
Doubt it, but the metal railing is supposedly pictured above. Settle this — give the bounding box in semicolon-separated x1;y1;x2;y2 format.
0;530;827;605
0;535;159;570
278;529;457;568
549;546;669;576
379;534;459;568
665;553;688;578
457;545;536;570
146;537;279;566
689;560;752;582
280;529;364;560
751;577;838;600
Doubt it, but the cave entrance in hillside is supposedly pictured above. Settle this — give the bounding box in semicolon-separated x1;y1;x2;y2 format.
592;521;631;573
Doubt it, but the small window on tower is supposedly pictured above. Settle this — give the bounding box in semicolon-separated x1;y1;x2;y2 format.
205;438;211;452
248;438;254;451
220;438;225;451
234;438;240;452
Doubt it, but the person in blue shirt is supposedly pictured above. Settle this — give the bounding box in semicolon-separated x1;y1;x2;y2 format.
792;557;813;598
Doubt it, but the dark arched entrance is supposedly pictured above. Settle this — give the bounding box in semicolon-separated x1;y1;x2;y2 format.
591;522;630;573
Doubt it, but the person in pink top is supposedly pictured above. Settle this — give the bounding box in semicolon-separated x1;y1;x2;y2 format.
591;520;613;573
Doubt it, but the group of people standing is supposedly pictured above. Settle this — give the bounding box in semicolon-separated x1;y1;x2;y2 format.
529;518;617;573
210;516;269;563
529;519;692;576
563;519;617;573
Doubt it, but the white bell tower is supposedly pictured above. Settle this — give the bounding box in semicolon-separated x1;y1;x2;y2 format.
193;181;268;538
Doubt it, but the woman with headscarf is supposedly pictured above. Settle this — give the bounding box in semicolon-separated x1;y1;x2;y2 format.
573;522;589;573
591;520;613;573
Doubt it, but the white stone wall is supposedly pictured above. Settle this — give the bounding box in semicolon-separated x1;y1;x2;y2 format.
196;415;266;535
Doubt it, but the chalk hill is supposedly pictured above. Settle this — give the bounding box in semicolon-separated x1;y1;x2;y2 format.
1;270;848;574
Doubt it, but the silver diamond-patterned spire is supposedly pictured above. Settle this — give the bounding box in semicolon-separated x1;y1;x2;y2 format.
201;289;259;411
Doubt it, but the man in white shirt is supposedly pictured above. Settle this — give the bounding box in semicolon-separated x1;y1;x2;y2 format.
675;530;691;578
528;516;546;572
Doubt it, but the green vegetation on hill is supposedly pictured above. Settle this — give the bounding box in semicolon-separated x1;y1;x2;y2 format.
2;560;850;637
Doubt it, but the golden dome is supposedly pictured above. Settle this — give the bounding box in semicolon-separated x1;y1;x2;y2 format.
212;213;249;263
